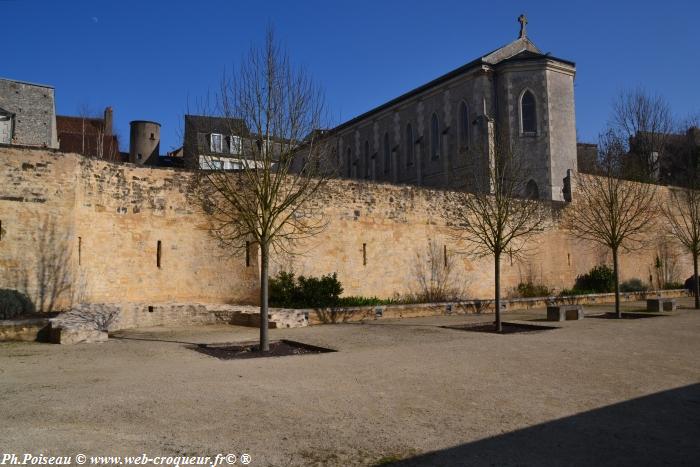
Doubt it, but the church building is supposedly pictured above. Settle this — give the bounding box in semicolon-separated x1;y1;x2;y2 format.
330;16;577;202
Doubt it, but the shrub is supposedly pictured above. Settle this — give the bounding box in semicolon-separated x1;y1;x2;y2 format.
559;288;594;297
0;289;36;320
574;265;615;294
663;281;684;290
297;273;343;309
620;278;648;293
516;282;552;298
336;296;406;307
269;271;343;308
268;271;298;307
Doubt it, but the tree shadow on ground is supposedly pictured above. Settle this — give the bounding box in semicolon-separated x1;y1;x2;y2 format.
386;384;700;467
108;335;204;346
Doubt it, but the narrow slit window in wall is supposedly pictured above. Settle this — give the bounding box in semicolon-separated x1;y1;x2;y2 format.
157;240;162;268
362;243;367;266
78;237;82;265
245;241;250;267
0;220;3;241
444;245;448;268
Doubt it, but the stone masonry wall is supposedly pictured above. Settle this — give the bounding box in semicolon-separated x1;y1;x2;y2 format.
0;146;693;311
0;80;57;148
0;147;259;310
272;178;692;300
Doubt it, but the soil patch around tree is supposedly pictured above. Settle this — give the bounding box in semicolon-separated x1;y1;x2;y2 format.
192;339;336;360
441;322;558;334
590;312;665;320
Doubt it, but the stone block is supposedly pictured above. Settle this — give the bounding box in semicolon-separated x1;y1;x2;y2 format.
49;326;108;345
547;305;584;321
0;318;50;342
647;298;676;312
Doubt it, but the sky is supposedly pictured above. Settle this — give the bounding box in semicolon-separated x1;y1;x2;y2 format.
3;0;699;153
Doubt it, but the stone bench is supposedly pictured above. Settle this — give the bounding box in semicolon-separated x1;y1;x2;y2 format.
646;298;677;312
547;305;584;321
48;325;108;344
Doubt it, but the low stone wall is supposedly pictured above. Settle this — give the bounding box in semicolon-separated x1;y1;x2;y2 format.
0;318;50;342
306;289;690;325
1;290;687;342
49;302;307;332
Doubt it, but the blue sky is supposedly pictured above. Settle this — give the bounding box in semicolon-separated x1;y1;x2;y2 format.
3;0;698;152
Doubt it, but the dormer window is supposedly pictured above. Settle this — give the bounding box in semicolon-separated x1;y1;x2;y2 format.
210;133;223;152
229;135;241;155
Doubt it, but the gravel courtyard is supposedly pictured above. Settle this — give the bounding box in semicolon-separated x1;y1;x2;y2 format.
1;299;699;466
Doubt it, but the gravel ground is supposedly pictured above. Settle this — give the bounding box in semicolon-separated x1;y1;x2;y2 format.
1;298;699;466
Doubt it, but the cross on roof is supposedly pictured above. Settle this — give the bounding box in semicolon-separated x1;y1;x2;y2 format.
518;14;528;38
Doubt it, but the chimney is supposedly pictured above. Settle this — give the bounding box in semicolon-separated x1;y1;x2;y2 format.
104;106;113;135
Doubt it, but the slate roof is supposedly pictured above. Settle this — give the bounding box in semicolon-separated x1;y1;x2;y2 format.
332;37;574;133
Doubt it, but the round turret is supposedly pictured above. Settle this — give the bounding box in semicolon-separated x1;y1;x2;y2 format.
129;120;160;165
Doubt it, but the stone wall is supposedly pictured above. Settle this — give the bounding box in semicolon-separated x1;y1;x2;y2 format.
0;146;693;314
0;79;58;148
0;147;259;310
272;178;692;300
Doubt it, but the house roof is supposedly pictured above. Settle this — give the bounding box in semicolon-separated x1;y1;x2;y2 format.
57;115;105;135
185;115;249;136
332;36;574;133
0;106;14;117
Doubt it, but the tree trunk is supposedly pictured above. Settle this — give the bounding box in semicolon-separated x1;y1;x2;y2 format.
259;241;270;352
694;252;699;310
494;252;502;332
613;247;621;319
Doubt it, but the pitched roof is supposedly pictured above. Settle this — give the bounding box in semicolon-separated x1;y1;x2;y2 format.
56;115;106;135
184;115;249;136
481;37;541;64
332;36;574;132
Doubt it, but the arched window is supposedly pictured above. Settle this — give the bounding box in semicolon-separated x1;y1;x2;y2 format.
459;101;469;149
526;179;539;199
383;132;390;174
346;146;352;177
364;140;370;178
406;123;414;166
521;90;537;134
430;113;440;159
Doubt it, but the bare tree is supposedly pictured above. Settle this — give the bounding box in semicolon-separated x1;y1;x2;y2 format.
662;185;700;308
412;238;464;302
76;104;104;159
610;88;675;181
443;133;549;332
12;215;73;313
75;104;117;160
192;28;332;351
34;216;73;313
566;131;658;318
653;237;680;290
